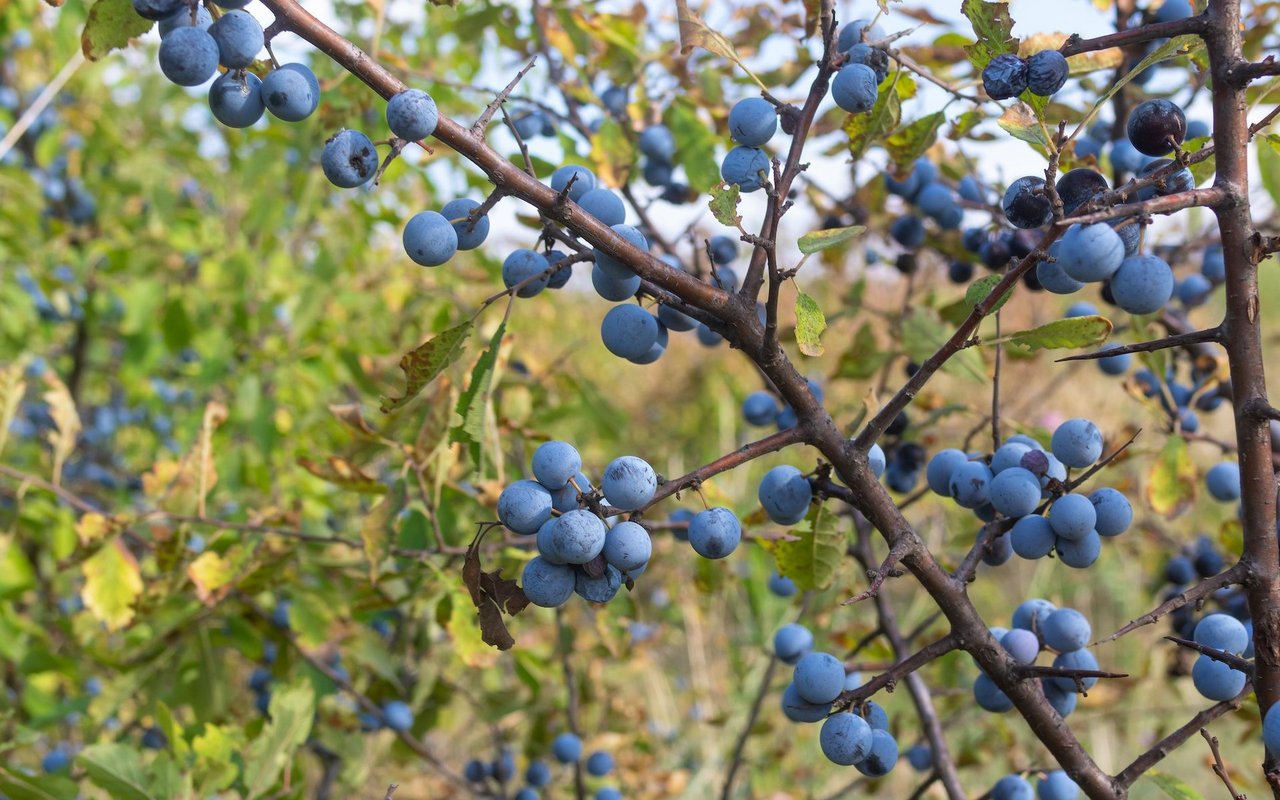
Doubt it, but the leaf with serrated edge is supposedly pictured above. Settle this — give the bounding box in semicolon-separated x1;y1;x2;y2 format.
961;0;1018;71
241;683;316;799
794;293;827;357
965;274;1015;314
82;0;151;60
759;504;844;591
380;319;473;413
996;315;1112;353
798;225;865;254
708;182;742;227
76;744;154;800
81;538;143;631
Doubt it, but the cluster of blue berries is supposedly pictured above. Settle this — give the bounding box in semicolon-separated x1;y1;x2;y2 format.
927;419;1131;569
989;770;1081;800
462;737;619;799
981;50;1070;100
772;624;900;774
976;600;1102;719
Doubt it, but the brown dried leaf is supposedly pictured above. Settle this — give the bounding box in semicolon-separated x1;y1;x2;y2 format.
461;526;528;650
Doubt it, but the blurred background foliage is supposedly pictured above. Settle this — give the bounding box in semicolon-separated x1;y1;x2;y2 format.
1;0;1279;797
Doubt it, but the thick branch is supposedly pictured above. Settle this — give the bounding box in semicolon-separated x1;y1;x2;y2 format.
1113;686;1250;789
1058;13;1209;57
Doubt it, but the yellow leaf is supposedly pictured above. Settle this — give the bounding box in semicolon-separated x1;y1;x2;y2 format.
675;0;767;91
188;550;236;605
42;372;80;486
82;538;143;631
1146;435;1197;519
0;361;26;460
446;584;500;668
76;513;116;545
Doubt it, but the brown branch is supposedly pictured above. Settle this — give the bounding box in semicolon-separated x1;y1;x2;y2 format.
1056;327;1223;363
470;57;538;137
842;537;914;605
831;633;959;712
603;426;808;516
1063;428;1142;494
1228;55;1280;87
1165;636;1256;677
1062;187;1226;225
1201;728;1248;800
1058;13;1209;57
1097;562;1246;644
1113;686;1250;789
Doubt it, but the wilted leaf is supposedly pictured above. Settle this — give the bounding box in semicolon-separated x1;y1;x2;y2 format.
797;225;865;254
42;372;80;486
675;0;767;90
380;319;473;413
961;0;1018;71
187;551;236;606
195;401;227;516
242;683;315;799
298;456;388;494
998;315;1112;353
327;404;384;441
794;293;827;357
998;103;1050;149
361;482;404;583
0;362;25;460
460;526;529;651
1146;435;1196;519
82;538;143;631
759;504;844;591
708;182;742;227
965;274;1015;314
82;0;150;60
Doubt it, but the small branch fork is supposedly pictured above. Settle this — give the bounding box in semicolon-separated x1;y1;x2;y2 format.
1202;728;1248;800
470;57;539;137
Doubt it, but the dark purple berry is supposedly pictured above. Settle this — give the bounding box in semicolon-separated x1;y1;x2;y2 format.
1127;98;1187;156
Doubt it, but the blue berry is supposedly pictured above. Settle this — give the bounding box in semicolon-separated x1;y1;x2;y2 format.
1047;649;1099;693
402;210;458;266
208;9;262;69
728;97;777;146
1059;223;1125;282
1002;628;1041;664
386;89;438;141
1206;462;1241;501
158;27;220;86
927;449;969;495
1089;487;1132;536
948;460;993;509
990;467;1042;518
1003;176;1053;229
575;564;622;602
321;130;378;188
688;507;741;559
974;672;1014;712
758;465;813;525
794;651;845;704
600;305;660;361
1011;514;1056;559
551;164;597;201
1191;654;1247;701
594;224;648;280
855;729;899;776
1042;608;1091;652
720;146;771;192
1057;529;1101;568
982;54;1029;100
262;63;319;122
743;391;779;426
578;188;626;225
498;480;553;535
439;198;490;251
1127;99;1186;156
548;509;607;564
503;249;551;298
906;743;932;772
382;700;414;732
1111;254;1174;314
522;556;576;607
209;71;265;128
586;751;614;777
1051;419;1103;468
601;456;656;511
890;215;926;248
1026;50;1069;96
553;732;582;763
832;63;878;114
637;125;676;161
1038;771;1080;800
1049;494;1096;541
820;712;873;765
1202;245;1226;283
603;520;651;572
1194;613;1249;654
774;623;814;664
1263;703;1280;756
1013;598;1057;635
993;775;1035;800
1096;344;1132;376
781;681;831;722
526;760;552;787
769;571;798;597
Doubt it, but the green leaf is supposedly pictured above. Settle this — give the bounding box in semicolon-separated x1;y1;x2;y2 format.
379;319;473;413
1257;134;1280;208
361;481;405;583
965;274;1015;314
794;293;827;357
1144;771;1205;800
760;504;844;591
998;103;1050;150
885;112;947;171
835;322;891;380
0;535;36;600
1185;136;1216;184
708;182;742;227
450;320;507;467
845;72;916;162
961;0;1018;71
77;744;155;800
82;0;152;60
161;297;193;353
996;315;1113;353
667;98;721;191
241;683;316;799
1146;435;1196;519
902;309;985;381
0;765;78;800
797;225;866;254
81;537;143;632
